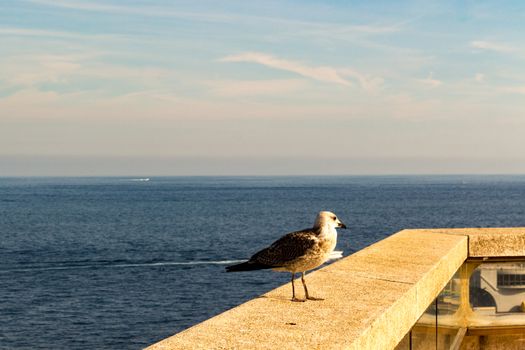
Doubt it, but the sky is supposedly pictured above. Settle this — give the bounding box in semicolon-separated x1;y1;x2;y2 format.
1;0;524;175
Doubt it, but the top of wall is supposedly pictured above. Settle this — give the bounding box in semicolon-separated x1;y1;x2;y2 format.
146;228;479;350
423;228;525;258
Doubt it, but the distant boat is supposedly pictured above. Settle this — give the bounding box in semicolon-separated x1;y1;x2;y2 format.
130;178;150;182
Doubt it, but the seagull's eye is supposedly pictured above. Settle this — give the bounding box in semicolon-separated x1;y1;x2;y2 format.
332;216;337;220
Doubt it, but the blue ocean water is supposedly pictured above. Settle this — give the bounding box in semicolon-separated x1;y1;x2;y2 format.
1;175;525;349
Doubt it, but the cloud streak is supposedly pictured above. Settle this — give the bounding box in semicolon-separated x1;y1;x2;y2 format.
0;27;121;40
475;73;485;83
0;53;177;94
25;0;236;23
221;52;354;87
501;86;525;95
417;72;442;88
470;40;516;53
221;53;386;91
207;79;308;97
24;0;403;38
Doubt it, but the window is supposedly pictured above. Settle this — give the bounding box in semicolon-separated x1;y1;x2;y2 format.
497;273;525;287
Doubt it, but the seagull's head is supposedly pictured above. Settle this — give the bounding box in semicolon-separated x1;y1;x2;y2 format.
314;211;347;230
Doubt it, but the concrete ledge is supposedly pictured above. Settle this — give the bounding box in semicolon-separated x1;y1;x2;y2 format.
422;228;525;258
146;229;468;350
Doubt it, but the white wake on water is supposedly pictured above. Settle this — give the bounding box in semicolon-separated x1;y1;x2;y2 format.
329;250;344;260
1;259;247;273
112;260;247;268
3;252;344;273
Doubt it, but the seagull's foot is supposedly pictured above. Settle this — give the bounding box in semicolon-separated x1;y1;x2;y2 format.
306;296;324;301
291;297;306;302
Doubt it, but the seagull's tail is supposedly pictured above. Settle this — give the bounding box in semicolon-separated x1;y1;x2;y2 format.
225;261;272;272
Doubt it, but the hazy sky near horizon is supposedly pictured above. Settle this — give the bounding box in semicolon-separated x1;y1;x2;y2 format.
1;1;524;175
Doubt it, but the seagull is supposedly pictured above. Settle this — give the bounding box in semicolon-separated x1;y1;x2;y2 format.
226;211;347;302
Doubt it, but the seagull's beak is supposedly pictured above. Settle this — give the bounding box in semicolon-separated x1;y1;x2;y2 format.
337;221;347;229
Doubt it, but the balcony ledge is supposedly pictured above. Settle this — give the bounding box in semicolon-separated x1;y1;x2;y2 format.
146;228;525;350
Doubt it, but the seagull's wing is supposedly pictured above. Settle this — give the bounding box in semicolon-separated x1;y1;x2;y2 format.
250;230;318;268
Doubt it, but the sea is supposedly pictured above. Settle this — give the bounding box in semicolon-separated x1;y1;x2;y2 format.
1;175;525;349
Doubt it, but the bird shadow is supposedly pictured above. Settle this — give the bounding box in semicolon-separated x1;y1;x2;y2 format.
256;295;292;302
256;295;317;303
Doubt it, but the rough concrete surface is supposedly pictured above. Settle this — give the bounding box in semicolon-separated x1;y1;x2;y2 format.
426;228;525;257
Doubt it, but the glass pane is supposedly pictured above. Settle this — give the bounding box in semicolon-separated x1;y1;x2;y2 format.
470;262;525;314
411;300;437;350
393;332;410;350
468;261;525;348
406;267;463;350
437;269;461;350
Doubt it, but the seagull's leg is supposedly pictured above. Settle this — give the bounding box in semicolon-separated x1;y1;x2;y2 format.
291;273;304;302
302;272;324;301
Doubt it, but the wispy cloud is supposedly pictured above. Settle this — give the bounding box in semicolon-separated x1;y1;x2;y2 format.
470;40;517;53
207;79;308;97
26;0;121;12
0;27;76;38
221;53;351;86
24;0;265;24
417;72;442;88
0;27;120;40
343;24;400;34
339;68;384;92
25;0;404;38
1;54;82;87
474;73;485;83
220;52;385;90
1;53;176;92
501;86;525;95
